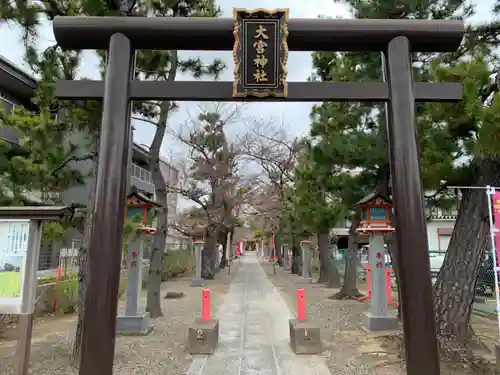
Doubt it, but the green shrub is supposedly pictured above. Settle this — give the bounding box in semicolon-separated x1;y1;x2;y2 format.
57;276;79;314
161;250;195;281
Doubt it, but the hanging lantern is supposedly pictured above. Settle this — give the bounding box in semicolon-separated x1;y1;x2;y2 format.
356;192;394;234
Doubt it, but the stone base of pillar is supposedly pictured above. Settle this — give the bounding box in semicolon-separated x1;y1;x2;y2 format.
288;319;322;354
362;311;399;331
495;344;500;374
296;277;312;284
191;279;204;287
116;312;153;335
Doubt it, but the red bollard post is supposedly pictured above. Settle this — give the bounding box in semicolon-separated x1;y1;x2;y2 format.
53;265;62;313
385;268;399;307
297;288;306;321
357;265;372;302
202;289;211;321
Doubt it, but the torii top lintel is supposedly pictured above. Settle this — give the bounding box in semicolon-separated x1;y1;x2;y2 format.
52;16;464;53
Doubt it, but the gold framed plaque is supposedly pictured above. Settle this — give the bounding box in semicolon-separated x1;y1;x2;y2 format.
232;8;289;98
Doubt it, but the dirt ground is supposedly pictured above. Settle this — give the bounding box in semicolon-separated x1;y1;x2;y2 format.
262;261;497;375
2;258;498;375
0;263;240;375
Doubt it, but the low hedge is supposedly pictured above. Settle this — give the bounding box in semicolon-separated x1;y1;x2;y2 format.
161;249;195;281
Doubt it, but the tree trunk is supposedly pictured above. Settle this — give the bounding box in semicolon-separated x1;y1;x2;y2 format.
72;154;98;362
331;217;362;299
433;184;492;347
291;236;300;274
201;225;217;279
317;247;328;284
297;241;303;276
318;231;341;288
316;232;328;284
275;229;284;266
145;100;171;318
211;229;219;273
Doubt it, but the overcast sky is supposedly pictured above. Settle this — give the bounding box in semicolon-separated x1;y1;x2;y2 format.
1;0;494;163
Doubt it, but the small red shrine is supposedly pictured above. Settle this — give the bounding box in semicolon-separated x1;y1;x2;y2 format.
125;188;160;229
356;192;394;234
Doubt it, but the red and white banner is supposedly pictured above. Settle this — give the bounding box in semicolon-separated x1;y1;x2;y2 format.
493;192;500;263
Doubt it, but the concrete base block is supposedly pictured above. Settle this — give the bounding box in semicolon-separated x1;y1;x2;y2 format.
116;313;153;336
187;319;219;355
289;319;322;354
362;311;399;331
495;344;500;374
296;277;312;284
191;279;204;287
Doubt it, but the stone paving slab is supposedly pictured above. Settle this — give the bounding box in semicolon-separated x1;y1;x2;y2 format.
185;253;331;375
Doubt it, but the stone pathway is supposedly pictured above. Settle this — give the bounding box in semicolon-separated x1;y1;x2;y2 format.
186;253;331;375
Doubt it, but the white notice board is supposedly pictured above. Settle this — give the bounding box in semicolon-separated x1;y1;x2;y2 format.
0;219;30;313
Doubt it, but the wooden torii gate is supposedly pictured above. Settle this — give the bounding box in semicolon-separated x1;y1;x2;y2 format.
52;14;464;375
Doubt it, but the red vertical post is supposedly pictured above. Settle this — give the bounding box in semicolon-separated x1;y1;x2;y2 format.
357;265;372;302
297;288;306;321
385;269;391;304
202;289;210;321
53;265;62;313
385;268;399;307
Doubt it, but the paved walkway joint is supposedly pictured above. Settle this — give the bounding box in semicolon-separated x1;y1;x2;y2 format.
186;254;332;375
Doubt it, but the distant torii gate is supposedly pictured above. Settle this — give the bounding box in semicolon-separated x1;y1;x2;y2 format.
52;14;464;375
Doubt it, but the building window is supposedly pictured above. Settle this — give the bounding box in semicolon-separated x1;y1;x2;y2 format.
0;96;15;113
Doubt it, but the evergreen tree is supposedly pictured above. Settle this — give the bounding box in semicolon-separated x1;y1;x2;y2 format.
129;0;225;318
0;0;225;357
292;144;345;287
315;0;500;351
173;108;239;278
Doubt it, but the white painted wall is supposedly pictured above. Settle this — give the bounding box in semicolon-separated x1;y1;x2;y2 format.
426;219;455;252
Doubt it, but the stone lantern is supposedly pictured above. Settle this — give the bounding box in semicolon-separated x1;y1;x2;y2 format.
192;237;205;287
356;192;397;331
117;188;159;335
298;231;313;284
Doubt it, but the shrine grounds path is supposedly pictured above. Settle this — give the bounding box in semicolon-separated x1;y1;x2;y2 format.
186;254;332;375
0;252;490;375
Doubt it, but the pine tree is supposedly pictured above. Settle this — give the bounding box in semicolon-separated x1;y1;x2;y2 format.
292;144;345;287
179;110;237;278
1;0;225;355
124;0;225;317
317;0;500;351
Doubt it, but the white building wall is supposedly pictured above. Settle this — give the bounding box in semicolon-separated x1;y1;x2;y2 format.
426;219;455;252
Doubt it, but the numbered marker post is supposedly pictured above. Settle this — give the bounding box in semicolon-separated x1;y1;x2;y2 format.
188;287;219;354
202;289;211;321
297;288;306;321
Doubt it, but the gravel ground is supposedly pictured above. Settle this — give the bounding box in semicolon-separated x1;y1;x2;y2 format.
0;263;240;375
262;261;482;375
